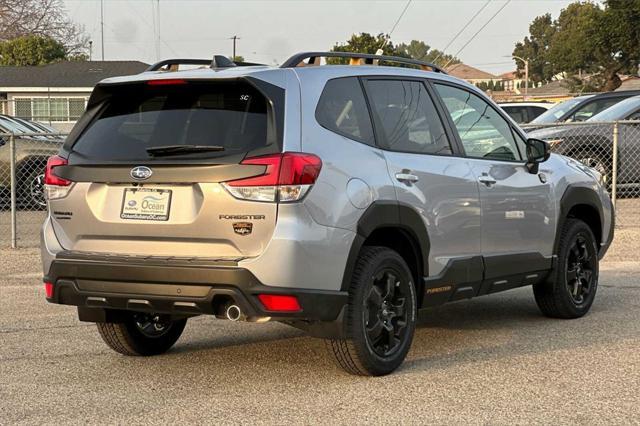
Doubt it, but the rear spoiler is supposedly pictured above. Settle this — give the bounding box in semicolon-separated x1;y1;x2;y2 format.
146;56;265;72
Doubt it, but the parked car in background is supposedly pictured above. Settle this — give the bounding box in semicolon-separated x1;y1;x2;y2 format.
0;115;64;208
530;90;640;125
527;95;640;189
498;102;553;124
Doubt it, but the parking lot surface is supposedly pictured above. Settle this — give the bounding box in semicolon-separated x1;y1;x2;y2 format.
1;246;639;425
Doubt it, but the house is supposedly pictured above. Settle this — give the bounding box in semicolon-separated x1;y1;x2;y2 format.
500;71;524;93
0;60;148;131
444;63;498;86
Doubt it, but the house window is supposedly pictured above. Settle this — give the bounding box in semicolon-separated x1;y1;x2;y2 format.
13;97;88;122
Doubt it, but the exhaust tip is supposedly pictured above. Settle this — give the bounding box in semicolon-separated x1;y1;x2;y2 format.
225;304;242;321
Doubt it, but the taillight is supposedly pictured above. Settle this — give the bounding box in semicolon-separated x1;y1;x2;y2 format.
257;294;301;312
44;282;54;298
222;152;322;202
44;155;72;201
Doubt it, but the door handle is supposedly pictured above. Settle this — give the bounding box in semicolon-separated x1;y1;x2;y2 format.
395;172;419;185
478;175;497;186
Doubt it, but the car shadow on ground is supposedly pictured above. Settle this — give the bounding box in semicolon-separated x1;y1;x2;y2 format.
151;286;630;377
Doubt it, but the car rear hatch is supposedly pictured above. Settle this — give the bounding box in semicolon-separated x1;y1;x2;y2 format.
45;76;302;259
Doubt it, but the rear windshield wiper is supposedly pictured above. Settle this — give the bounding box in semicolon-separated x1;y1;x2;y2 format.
146;144;225;157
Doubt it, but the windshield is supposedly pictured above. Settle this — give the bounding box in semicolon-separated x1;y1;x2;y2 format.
0;116;31;134
71;81;270;161
531;96;591;124
588;96;640;122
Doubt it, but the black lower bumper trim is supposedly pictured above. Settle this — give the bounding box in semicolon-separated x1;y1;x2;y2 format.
45;254;347;322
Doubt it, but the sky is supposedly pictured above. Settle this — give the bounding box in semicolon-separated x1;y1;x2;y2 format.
62;0;575;75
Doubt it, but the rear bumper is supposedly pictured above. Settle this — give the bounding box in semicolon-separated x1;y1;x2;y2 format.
44;252;348;323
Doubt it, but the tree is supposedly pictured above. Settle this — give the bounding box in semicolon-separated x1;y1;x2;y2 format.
231;55;245;63
512;13;557;83
329;33;400;64
0;0;88;56
395;40;460;67
0;35;66;66
514;1;640;91
329;33;459;68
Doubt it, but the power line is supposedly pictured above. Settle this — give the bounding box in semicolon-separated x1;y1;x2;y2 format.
433;0;491;64
443;0;512;68
380;0;412;50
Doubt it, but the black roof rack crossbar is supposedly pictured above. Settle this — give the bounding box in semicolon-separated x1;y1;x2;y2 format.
146;56;266;72
280;51;447;74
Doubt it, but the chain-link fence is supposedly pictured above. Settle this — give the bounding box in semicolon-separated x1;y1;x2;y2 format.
0;121;639;248
523;120;640;229
0;132;67;248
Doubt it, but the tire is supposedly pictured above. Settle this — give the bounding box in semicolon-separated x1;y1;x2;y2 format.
326;246;417;376
96;313;187;356
18;164;47;210
533;218;599;319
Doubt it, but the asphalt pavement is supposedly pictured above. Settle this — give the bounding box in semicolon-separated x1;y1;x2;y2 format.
1;247;639;425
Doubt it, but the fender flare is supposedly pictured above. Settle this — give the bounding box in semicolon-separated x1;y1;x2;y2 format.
555;185;604;254
340;201;430;291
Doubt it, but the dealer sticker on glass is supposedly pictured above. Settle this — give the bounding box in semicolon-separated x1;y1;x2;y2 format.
121;188;172;221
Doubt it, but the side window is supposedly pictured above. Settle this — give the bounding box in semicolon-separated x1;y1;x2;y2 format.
529;106;547;121
434;84;522;161
315;77;375;145
365;80;452;155
503;106;527;124
570;98;620;122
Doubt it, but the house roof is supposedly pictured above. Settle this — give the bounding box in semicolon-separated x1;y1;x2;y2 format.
499;71;518;79
527;79;572;96
0;61;149;88
445;63;497;80
616;76;640;91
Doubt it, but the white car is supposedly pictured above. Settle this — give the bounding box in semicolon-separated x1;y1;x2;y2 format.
499;102;554;124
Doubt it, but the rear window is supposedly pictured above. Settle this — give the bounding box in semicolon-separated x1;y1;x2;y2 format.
71;81;270;161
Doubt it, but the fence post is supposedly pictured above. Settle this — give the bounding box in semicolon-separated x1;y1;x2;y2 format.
611;122;619;208
9;134;17;248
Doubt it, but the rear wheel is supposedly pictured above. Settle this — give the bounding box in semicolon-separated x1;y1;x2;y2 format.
18;163;47;210
326;246;417;376
533;218;599;318
96;313;187;356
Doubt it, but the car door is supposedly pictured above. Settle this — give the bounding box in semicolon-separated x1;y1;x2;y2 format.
432;82;556;286
362;78;483;303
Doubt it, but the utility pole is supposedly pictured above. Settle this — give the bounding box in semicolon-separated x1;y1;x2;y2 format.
230;35;239;59
100;0;105;60
156;0;161;61
509;55;529;100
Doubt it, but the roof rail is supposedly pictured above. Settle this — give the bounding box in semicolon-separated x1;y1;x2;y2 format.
280;51;447;74
146;56;265;72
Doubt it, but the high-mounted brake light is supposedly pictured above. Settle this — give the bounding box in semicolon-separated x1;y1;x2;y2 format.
222;152;322;202
45;155;73;201
147;79;187;86
257;294;301;312
45;155;70;186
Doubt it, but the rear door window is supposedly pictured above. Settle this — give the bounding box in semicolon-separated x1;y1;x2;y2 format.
364;79;452;155
315;77;375;145
71;81;270;161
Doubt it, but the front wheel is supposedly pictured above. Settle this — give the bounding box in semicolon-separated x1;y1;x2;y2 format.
96;313;187;356
326;246;417;376
533;218;599;318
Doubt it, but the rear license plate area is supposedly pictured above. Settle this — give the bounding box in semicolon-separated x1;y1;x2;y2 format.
120;188;172;221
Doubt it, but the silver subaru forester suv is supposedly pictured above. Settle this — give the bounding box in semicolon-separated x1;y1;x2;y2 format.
41;52;614;376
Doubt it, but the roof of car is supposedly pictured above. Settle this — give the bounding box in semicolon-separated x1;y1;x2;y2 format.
498;102;554;108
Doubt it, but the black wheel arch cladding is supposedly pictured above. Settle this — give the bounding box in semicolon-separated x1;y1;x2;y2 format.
555;185;605;255
341;201;430;292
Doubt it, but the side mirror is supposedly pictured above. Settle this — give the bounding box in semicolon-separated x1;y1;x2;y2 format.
525;138;550;174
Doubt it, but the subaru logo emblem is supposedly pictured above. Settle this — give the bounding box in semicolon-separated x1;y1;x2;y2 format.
130;166;152;180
